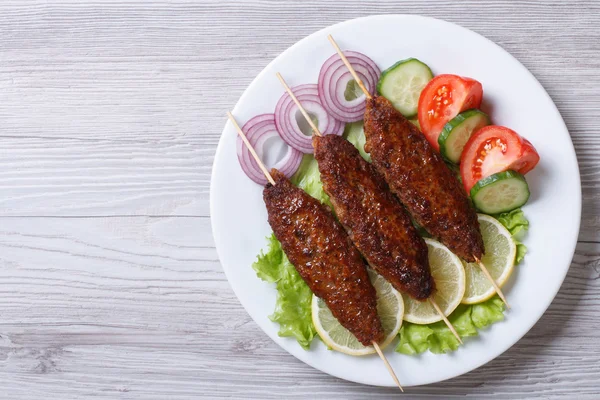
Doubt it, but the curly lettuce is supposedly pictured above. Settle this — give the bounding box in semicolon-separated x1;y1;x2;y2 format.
344;121;371;162
291;155;331;206
495;208;529;265
253;234;316;349
396;298;505;355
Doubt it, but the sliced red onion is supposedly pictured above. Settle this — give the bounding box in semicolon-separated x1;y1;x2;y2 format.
236;114;303;185
318;51;380;122
275;84;344;154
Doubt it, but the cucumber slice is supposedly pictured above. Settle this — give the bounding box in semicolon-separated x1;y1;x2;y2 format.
377;58;433;118
439;109;490;163
470;170;530;214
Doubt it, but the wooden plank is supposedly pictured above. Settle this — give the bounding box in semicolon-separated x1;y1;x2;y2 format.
0;138;208;216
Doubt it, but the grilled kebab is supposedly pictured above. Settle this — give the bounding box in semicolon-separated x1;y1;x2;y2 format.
364;95;484;263
313;134;434;300
263;169;384;345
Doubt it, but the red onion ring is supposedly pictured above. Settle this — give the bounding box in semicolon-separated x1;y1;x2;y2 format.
275;84;344;154
318;51;380;122
236;114;303;185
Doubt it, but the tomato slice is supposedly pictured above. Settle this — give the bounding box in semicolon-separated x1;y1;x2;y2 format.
460;125;540;193
418;75;483;150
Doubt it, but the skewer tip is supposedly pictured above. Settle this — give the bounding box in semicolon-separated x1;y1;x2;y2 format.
226;111;276;186
326;34;372;100
372;342;403;391
275;71;284;83
275;72;323;137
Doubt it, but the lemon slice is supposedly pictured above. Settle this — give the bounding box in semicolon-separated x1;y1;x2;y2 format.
311;269;404;356
403;238;466;324
462;214;517;304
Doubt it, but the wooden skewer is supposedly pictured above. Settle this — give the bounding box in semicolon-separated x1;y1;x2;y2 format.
373;342;403;391
429;298;463;344
275;72;322;137
229;110;403;390
226;111;275;185
475;257;510;309
327;34;372;100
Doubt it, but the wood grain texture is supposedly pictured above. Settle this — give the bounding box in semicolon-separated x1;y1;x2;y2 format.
0;0;599;398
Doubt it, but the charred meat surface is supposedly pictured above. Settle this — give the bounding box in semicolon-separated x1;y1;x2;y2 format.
314;135;434;300
263;169;384;345
364;96;484;262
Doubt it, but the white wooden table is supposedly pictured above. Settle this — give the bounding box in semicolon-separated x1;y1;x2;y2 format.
1;1;598;398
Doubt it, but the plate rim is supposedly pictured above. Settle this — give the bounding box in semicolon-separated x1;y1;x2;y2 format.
210;14;582;387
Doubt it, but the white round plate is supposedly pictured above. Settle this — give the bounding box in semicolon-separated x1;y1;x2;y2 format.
210;15;581;387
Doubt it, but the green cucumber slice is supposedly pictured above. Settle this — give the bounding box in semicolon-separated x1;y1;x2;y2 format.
470;170;530;214
439;109;490;163
377;58;433;118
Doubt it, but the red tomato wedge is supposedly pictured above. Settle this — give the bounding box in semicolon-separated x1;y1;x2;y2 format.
418;75;483;150
460;125;540;193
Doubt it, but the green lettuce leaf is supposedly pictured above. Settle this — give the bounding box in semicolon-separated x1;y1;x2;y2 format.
495;208;529;238
396;324;433;355
291;155;330;206
471;296;505;328
253;234;317;349
252;234;284;283
515;244;527;266
396;297;505;355
495;208;529;264
344;121;371;162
